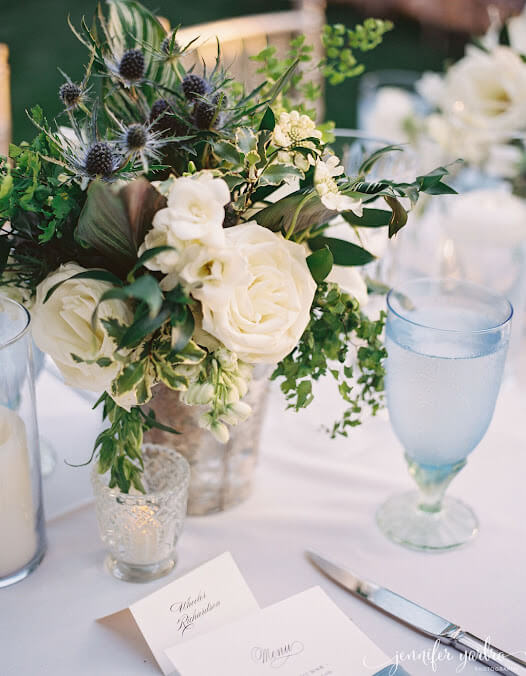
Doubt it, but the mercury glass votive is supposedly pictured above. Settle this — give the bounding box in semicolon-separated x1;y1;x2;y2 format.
92;444;190;582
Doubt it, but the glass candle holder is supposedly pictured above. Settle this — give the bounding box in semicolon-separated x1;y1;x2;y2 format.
0;295;46;588
92;444;190;582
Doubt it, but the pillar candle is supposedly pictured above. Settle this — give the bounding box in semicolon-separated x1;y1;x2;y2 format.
0;405;37;577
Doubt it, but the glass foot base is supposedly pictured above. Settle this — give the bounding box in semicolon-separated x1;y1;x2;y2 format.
376;491;479;551
105;554;177;583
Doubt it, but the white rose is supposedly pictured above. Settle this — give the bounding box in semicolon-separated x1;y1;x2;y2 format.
434;46;526;140
198;222;316;363
32;263;133;392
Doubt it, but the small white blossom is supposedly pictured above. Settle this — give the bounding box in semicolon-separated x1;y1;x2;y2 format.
273;110;322;148
314;155;363;215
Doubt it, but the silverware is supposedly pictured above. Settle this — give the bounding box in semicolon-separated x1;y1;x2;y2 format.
306;551;526;676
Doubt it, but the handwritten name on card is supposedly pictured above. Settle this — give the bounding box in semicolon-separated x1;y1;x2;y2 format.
127;552;259;675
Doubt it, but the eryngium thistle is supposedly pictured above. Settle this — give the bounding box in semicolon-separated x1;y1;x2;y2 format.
212;92;228;109
85;142;115;178
59;82;82;108
194;100;216;130
126;124;148;150
161;34;180;55
119;49;145;82
182;74;208;101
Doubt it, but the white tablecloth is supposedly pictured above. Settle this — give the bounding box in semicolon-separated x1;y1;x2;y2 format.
1;366;525;676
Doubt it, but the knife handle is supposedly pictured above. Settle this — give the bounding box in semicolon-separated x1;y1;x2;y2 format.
450;631;526;675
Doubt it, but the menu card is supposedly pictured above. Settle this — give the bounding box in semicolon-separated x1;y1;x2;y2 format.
165;586;393;675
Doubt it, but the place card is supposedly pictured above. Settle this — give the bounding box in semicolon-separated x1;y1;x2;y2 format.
165;586;393;675
101;552;259;675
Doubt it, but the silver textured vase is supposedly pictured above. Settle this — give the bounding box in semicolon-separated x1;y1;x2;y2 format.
144;366;271;515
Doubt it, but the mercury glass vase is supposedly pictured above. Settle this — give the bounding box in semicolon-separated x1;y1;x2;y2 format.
144;365;271;516
92;444;190;582
0;296;46;587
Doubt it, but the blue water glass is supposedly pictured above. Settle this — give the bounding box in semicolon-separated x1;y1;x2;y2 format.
377;278;512;550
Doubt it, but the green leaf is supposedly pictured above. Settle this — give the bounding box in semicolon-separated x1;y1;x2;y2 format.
119;304;172;349
235;128;258;155
358;144;403;175
341;207;391;228
127;246;176;282
43;270;123;303
99;275;163;319
259;106;275;131
114;360;146;395
255;189;336;234
154;359;188;390
211;141;242;166
259;163;303;187
171;310;194;353
384;195;408;238
76;179;166;273
309;236;375;266
307;246;333;282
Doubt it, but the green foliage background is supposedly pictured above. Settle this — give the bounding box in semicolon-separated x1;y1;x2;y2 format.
1;0;464;143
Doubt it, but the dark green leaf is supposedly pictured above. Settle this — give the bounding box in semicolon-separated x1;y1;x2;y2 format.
341;207;391;228
114;360;146;395
307;246;333;282
309;236;375;266
119;304;172;349
259;106;275;131
171;310;194;353
384;195;408;238
127;246;177;282
0;235;10;274
99;275;163;318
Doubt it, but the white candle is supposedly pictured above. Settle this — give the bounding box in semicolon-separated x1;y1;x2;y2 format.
0;405;37;577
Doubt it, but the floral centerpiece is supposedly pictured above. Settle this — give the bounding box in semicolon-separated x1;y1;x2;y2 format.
0;0;453;494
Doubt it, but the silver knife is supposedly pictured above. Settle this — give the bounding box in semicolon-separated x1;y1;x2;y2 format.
306;551;526;676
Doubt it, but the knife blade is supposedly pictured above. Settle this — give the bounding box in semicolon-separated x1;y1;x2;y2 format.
306;551;526;676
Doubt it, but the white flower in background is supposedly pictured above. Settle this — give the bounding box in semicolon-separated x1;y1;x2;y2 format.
198;222;316;363
314;155;363;214
363;87;417;143
507;8;526;53
32;262;132;392
273;110;322;147
416;72;446;108
326;266;368;306
428;46;526;141
442;186;526;246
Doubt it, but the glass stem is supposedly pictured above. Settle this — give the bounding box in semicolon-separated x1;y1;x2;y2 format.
405;454;466;513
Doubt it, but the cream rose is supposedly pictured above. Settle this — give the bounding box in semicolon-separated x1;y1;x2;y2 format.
431;46;526;140
32;263;133;391
197;222;316;363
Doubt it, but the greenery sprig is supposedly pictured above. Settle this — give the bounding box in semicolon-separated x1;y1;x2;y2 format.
272;282;387;436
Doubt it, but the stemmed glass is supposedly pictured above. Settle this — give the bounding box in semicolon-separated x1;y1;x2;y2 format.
377;278;512;550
